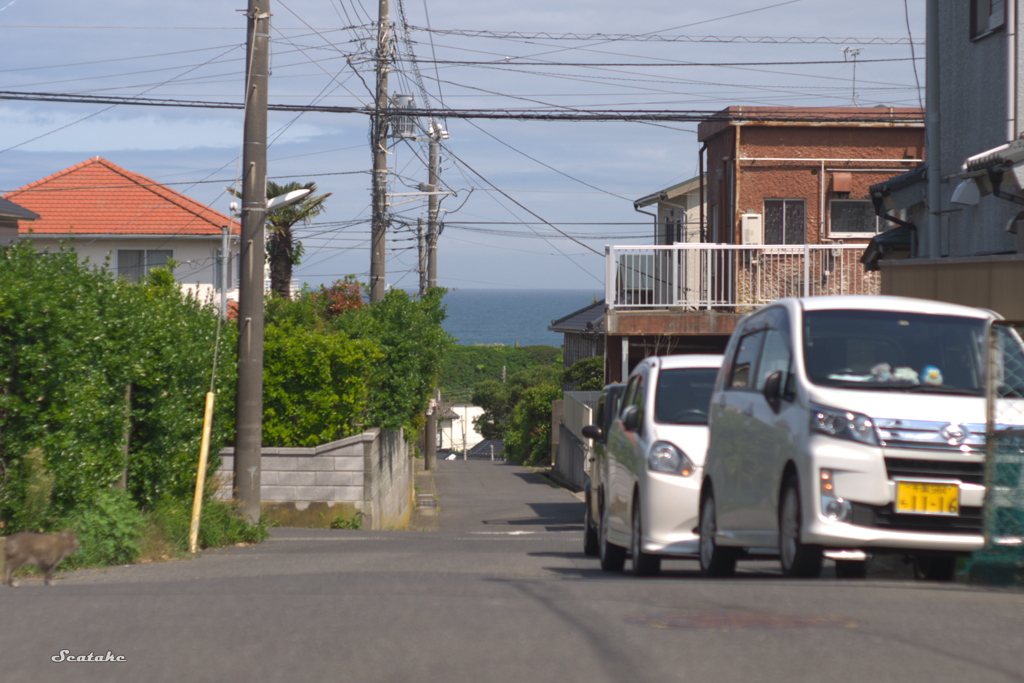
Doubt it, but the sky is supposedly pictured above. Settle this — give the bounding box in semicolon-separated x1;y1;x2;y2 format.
0;0;926;292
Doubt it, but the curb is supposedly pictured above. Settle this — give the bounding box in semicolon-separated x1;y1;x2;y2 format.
410;458;440;532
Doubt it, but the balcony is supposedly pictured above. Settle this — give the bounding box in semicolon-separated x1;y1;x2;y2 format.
605;244;878;311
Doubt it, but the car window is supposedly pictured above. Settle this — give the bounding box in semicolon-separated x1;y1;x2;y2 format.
621;374;643;417
756;327;792;392
654;367;719;424
729;331;765;389
803;310;986;393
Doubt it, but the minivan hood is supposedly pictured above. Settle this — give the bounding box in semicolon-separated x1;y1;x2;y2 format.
807;386;986;424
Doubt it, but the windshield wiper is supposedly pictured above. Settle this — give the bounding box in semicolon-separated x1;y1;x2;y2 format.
902;385;983;396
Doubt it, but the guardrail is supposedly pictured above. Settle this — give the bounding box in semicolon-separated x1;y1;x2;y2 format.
605;244;878;310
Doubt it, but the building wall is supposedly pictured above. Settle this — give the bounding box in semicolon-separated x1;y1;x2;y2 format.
22;235;238;298
439;404;485;452
702;123;923;245
936;2;1021;258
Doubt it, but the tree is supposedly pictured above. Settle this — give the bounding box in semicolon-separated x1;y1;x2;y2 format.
264;181;331;299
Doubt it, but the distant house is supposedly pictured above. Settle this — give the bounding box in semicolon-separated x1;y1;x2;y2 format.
548;299;605;390
4;157;240;303
0;196;39;245
633;174;705;245
868;4;1024;318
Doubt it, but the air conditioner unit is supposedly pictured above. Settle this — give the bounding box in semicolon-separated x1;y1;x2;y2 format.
741;214;763;244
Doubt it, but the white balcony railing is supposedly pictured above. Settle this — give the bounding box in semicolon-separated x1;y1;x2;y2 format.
605;244;878;311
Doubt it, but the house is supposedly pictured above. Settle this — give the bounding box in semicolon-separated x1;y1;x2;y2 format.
599;106;925;382
0;196;39;245
548;299;605;390
4;157;240;304
633;174;705;245
869;3;1024;318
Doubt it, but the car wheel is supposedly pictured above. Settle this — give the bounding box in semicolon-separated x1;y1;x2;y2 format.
834;560;868;579
631;500;661;577
914;556;957;582
779;477;822;578
698;491;737;577
583;495;599;557
599;502;626;572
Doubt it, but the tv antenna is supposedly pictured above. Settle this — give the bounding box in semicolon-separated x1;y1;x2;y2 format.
843;47;863;106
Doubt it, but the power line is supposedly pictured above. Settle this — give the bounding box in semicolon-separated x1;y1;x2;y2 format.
0;91;925;123
409;28;924;45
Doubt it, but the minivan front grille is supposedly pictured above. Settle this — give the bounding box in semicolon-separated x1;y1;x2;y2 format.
884;457;985;486
849;502;984;535
874;419;986;453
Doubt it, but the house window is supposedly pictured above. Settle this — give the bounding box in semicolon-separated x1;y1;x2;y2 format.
830;199;880;236
763;199;805;245
117;249;172;281
972;0;1005;39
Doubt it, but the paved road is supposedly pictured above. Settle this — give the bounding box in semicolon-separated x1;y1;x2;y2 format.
3;459;1023;683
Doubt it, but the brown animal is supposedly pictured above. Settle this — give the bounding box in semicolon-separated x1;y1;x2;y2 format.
2;531;79;587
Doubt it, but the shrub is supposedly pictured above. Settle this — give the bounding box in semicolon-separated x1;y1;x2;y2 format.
148;496;269;553
63;488;146;568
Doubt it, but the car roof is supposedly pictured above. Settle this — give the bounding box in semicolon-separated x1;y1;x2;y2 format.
785;295;996;319
651;354;724;370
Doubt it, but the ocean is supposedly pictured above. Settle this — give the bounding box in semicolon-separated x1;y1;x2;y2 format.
439;289;601;347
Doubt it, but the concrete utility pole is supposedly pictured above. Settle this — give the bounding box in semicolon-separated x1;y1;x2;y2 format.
234;0;271;523
426;129;440;288
369;0;391;302
417;217;427;297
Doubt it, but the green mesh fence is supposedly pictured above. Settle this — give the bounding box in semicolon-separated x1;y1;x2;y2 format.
976;321;1024;578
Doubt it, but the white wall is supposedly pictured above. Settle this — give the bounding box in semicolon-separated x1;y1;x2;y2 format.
440;404;485;451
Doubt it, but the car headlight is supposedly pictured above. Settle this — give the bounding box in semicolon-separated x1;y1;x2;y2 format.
810;403;878;446
648;441;696;477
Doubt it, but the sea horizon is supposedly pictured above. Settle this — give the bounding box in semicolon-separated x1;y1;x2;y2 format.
438;288;601;348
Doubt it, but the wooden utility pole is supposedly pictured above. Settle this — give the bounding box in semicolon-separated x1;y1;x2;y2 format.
369;0;391;302
234;0;270;523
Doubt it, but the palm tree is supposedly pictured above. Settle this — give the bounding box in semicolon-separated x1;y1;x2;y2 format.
264;181;330;299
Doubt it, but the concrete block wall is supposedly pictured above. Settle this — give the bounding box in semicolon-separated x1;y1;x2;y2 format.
215;428;413;530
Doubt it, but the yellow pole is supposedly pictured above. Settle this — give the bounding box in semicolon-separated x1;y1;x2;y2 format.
189;392;217;554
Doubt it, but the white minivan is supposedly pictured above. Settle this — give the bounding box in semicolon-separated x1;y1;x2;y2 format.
699;295;1022;581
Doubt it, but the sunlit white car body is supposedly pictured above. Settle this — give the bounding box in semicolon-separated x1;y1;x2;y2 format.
700;295;1024;577
603;355;723;565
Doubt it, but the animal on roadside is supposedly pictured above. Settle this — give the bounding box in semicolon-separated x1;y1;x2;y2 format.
2;530;79;587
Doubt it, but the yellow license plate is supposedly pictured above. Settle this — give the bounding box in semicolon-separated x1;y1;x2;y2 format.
895;481;960;516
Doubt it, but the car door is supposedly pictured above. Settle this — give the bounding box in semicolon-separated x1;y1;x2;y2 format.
709;324;766;534
606;371;645;539
742;310;799;542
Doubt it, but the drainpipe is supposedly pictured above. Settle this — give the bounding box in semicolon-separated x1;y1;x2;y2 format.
734;123;742;244
699;142;707;243
1008;0;1018;141
925;0;941;258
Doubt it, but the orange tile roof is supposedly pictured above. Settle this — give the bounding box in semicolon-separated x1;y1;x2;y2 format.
4;157;240;237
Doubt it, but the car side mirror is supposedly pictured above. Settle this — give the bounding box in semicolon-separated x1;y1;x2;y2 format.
622;405;640;432
582;424;603;441
763;371;784;413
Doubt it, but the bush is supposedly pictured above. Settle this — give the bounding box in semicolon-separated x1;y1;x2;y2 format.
149;496;269;552
63;488;146;568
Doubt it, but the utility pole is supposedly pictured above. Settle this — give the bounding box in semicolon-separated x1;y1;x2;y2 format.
417;217;427;297
369;0;391;302
426;126;440;288
234;0;270;523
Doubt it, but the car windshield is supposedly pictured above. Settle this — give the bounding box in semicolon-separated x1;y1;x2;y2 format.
803;310;987;393
654;367;718;424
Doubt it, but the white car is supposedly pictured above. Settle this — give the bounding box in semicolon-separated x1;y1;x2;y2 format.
598;354;723;576
699;295;1024;580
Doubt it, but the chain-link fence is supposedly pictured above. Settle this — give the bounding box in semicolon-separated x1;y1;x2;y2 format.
978;321;1024;574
